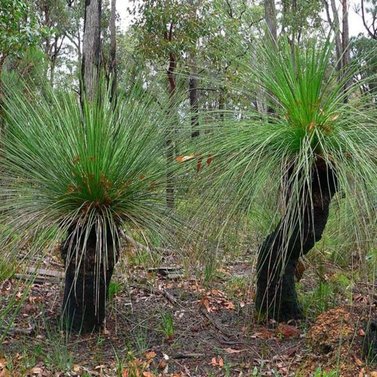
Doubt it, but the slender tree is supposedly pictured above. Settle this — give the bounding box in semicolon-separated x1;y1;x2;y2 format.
81;0;101;101
265;0;277;40
108;0;117;99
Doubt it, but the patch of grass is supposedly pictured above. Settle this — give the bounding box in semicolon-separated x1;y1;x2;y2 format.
108;281;123;301
0;257;16;282
313;367;340;377
125;248;162;269
159;311;174;340
132;325;150;355
299;281;335;317
224;275;249;299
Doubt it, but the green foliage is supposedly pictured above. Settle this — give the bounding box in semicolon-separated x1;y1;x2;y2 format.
313;368;339;377
159;311;175;339
299;281;334;316
0;0;44;61
108;281;122;300
0;81;179;275
351;36;377;99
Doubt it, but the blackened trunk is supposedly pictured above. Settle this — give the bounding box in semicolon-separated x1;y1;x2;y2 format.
255;158;338;321
61;225;119;332
189;64;199;138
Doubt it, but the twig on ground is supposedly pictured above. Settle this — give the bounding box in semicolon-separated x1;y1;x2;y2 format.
130;283;180;306
172;352;204;359
1;325;35;336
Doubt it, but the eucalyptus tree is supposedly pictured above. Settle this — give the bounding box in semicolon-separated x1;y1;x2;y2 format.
82;0;102;100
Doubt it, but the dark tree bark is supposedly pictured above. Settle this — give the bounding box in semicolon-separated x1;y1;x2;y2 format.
189;60;199;138
165;20;176;209
342;0;350;68
61;224;119;332
219;86;225;121
81;0;101;101
255;157;338;322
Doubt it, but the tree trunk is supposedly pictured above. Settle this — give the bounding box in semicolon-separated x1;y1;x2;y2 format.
60;225;119;332
108;0;117;101
166;51;176;209
81;0;101;101
255;157;338;322
328;0;343;72
265;0;277;41
219;86;225;121
342;0;350;97
189;61;199;138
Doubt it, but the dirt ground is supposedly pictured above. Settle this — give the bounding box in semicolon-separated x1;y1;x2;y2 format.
0;247;376;377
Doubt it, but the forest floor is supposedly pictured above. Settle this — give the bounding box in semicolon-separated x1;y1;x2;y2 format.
0;244;376;377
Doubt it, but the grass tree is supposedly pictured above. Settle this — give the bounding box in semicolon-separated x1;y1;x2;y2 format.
0;83;176;332
201;38;377;322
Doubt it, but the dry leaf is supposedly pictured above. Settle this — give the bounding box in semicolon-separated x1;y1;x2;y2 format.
223;301;235;310
176;155;195;163
158;359;167;370
276;324;300;338
196;159;202;172
251;328;274;339
370;371;377;377
95;365;106;370
30;367;43;375
145;351;156;360
73;364;82;372
143;372;155;377
0;359;6;369
210;356;224;368
353;355;364;367
201;296;212;312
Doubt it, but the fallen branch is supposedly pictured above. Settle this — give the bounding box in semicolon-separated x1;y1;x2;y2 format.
130;283;180;306
1;325;35;336
14;267;64;284
172;352;205;359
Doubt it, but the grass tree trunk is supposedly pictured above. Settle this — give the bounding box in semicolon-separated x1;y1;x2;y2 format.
255;158;338;322
61;226;119;332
